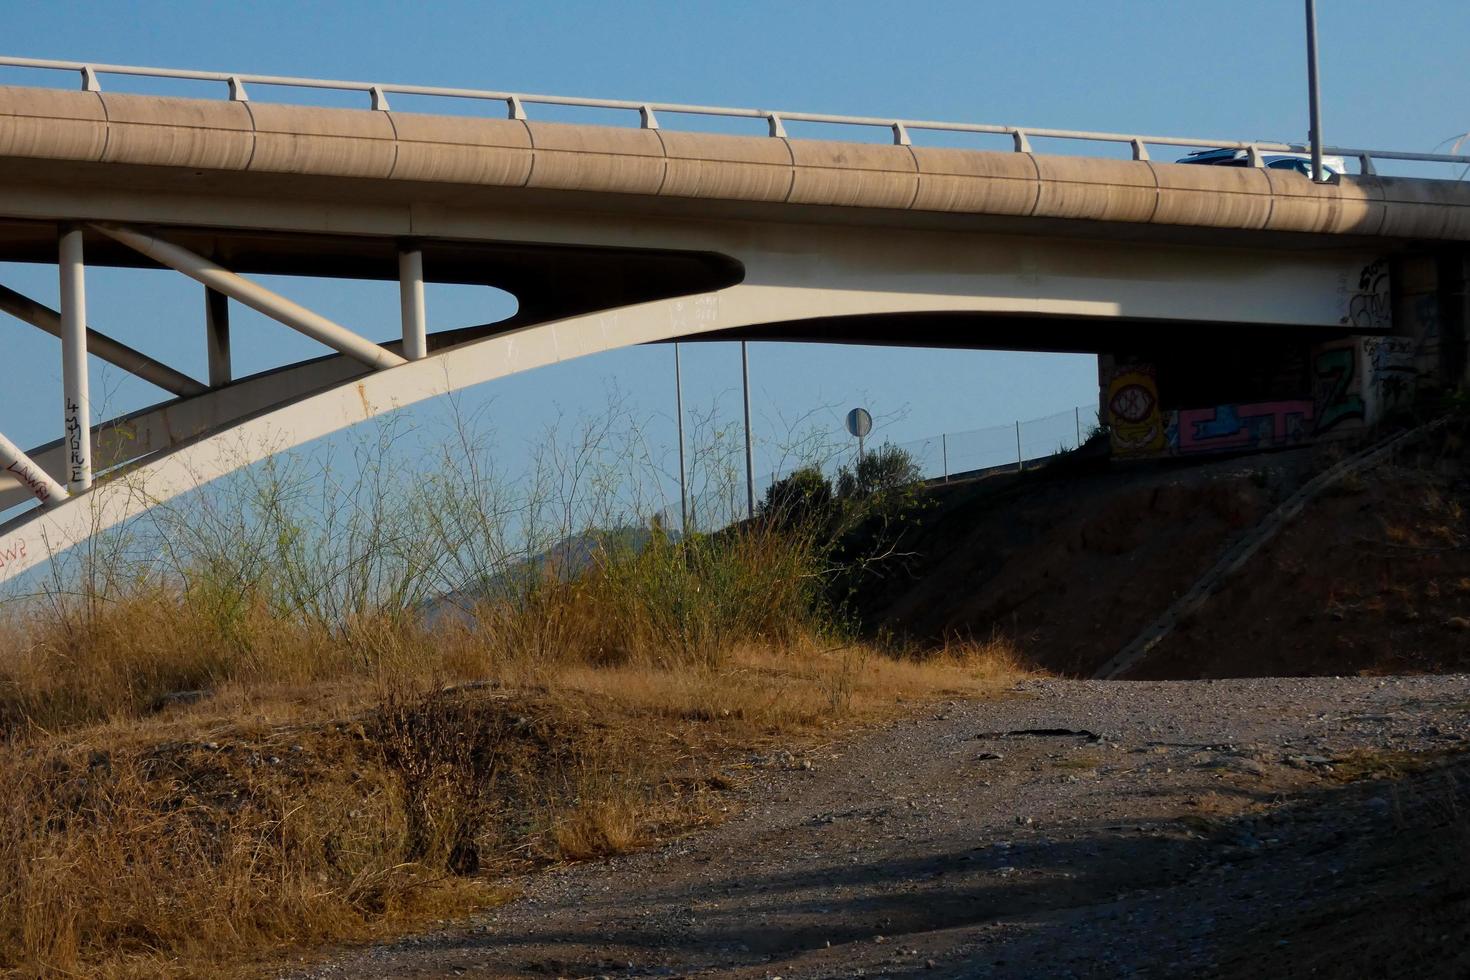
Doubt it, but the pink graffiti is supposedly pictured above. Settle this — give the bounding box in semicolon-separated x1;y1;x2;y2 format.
1176;400;1316;454
0;536;27;570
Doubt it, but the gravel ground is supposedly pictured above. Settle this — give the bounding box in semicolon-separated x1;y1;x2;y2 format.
290;676;1470;979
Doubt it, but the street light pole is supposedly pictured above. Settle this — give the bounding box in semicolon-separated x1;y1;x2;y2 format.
674;342;689;533
1305;0;1326;182
741;341;755;519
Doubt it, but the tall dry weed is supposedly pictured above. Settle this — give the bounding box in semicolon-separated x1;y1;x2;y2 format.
0;405;1022;975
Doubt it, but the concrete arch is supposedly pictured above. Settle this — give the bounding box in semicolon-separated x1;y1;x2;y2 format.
0;281;1065;586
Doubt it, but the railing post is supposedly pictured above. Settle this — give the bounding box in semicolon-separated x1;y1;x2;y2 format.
1076;406;1082;445
941;432;949;482
59;226;91;493
398;247;427;361
1015;419;1023;473
205;287;231;387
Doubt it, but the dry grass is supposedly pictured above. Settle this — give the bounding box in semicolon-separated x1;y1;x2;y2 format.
0;519;1023;977
0;421;1026;975
0;639;1020;978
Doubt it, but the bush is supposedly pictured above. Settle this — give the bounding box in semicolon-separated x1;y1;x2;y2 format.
836;443;922;501
760;465;835;531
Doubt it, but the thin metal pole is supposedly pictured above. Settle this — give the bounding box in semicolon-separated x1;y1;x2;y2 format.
1075;406;1082;445
0;429;67;504
741;341;755;519
59;227;91;493
1305;0;1325;182
674;342;689;533
398;247;427;361
1015;419;1023;473
205;287;231;387
941;432;949;482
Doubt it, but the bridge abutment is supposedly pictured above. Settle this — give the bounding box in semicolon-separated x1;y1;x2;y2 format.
1102;248;1470;458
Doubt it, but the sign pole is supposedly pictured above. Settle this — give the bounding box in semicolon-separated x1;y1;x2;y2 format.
845;407;874;473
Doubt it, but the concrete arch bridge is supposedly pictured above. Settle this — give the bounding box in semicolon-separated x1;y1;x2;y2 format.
1;57;1469;585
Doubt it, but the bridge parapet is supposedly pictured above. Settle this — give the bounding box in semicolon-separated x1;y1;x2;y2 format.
2;84;1469;242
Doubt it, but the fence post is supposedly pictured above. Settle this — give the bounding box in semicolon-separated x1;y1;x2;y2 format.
941;433;949;482
1075;405;1082;445
1015;420;1023;472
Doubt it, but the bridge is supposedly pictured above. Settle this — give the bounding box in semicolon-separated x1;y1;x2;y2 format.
1;56;1469;584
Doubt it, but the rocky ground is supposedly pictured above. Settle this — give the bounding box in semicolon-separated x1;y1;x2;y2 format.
291;675;1470;979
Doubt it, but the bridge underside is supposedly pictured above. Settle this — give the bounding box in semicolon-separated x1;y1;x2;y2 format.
0;178;1404;585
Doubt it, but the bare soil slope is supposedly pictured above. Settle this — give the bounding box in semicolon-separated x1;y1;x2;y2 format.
1133;442;1470;678
863;428;1470;678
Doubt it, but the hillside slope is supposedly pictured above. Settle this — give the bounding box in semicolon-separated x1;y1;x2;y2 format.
862;425;1469;678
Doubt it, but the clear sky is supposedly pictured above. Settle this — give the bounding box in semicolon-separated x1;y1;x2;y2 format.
1;0;1467;512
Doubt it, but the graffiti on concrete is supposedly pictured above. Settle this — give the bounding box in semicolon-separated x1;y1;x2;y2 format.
1363;336;1417;417
1106;364;1166;455
65;397;86;485
0;535;27;571
1343;258;1391;331
1172;401;1316;455
5;459;58;505
1312;343;1366;433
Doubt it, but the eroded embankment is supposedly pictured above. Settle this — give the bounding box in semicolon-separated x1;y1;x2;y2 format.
862;423;1470;678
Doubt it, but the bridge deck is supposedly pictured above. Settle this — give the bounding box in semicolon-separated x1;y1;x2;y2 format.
0;85;1468;263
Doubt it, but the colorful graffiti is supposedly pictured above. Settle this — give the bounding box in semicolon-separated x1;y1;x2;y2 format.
1172;400;1316;455
1106;364;1166;455
1312;343;1366;434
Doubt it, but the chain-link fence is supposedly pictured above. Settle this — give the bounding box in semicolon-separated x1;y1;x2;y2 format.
898;404;1097;481
683;403;1100;532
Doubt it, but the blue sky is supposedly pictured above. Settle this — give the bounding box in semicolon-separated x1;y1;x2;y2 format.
1;0;1467;510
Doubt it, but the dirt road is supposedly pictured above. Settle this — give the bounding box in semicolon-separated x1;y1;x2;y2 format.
296;677;1470;979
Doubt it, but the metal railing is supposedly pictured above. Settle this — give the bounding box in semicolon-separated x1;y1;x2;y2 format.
2;55;1468;176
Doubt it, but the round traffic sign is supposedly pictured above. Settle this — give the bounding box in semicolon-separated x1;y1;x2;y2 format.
845;407;873;439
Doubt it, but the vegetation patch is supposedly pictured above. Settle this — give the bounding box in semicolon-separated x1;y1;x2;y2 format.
0;421;1022;976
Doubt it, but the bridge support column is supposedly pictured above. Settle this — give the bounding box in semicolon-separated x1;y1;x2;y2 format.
1441;250;1469;387
398;247;427;361
59;226;91;493
206;287;231;387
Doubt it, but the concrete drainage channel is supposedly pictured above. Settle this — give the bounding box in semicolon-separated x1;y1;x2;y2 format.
1094;419;1450;680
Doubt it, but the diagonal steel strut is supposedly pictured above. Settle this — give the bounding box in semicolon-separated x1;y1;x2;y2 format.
0;429;66;505
0;283;207;398
93;224;407;372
